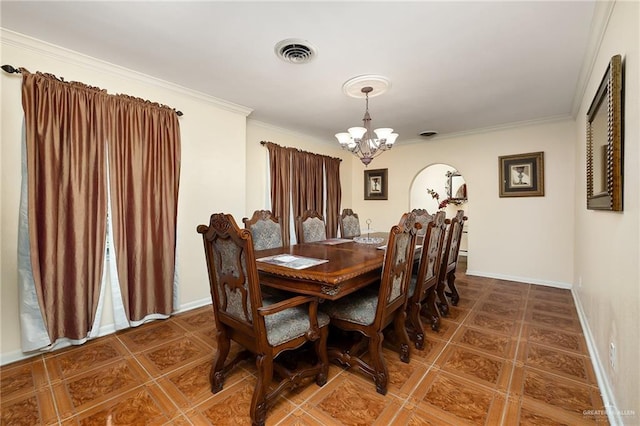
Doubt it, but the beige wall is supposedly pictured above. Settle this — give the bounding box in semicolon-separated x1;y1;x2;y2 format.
349;119;577;287
573;1;639;421
0;30;251;363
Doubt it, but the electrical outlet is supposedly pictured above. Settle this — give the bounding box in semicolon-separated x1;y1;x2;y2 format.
578;276;582;288
609;341;616;371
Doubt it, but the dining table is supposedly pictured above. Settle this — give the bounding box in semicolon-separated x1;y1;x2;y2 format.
254;233;419;300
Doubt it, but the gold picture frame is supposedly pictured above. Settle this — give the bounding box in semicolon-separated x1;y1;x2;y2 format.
587;54;623;211
499;152;544;197
364;168;388;200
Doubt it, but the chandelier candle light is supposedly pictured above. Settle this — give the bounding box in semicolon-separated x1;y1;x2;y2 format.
335;86;398;166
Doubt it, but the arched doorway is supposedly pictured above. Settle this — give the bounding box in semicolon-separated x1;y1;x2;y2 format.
410;163;469;269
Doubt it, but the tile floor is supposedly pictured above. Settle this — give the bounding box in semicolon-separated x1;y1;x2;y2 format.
1;266;609;425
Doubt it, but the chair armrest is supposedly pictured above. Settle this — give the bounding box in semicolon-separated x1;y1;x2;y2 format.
257;295;318;316
258;295;323;340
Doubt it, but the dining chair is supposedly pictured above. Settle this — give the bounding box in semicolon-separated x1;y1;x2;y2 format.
197;213;329;426
297;210;327;243
339;208;361;238
436;210;468;316
411;208;432;246
243;209;284;250
320;211;420;395
406;210;447;346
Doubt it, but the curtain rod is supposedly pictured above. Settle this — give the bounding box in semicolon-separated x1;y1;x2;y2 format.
260;141;342;162
2;64;184;116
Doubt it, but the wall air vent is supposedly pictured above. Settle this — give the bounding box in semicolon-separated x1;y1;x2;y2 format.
274;39;317;64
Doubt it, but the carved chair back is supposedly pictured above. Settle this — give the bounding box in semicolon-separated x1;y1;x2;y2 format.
339;208;361;238
297;210;327;243
243;209;284;250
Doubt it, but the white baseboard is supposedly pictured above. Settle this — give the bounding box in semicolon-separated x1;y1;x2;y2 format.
571;289;621;426
1;298;213;366
465;269;572;289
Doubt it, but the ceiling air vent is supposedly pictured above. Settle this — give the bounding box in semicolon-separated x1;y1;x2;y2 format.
274;39;317;64
419;130;439;138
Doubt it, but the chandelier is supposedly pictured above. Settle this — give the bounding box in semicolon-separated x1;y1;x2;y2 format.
335;86;398;166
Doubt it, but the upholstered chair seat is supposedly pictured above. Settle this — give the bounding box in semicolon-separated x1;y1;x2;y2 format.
319;288;378;326
262;297;330;346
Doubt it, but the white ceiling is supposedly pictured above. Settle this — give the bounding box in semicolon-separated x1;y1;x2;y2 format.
1;1;597;145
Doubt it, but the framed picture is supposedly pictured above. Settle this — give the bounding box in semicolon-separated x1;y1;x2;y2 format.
364;168;388;200
587;54;623;211
499;152;544;197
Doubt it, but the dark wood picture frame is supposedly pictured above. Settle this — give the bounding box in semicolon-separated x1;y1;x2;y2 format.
499;152;544;197
364;168;388;200
587;54;623;211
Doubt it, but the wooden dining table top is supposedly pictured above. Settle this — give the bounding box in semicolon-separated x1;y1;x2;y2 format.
254;233;390;300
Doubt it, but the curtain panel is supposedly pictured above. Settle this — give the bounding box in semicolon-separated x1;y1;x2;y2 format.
264;142;341;243
266;142;292;245
21;71;109;344
18;70;181;351
107;95;181;321
324;157;342;238
292;150;325;242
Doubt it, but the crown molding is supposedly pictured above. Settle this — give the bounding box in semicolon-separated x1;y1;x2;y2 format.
0;28;253;117
570;1;616;117
398;113;573;146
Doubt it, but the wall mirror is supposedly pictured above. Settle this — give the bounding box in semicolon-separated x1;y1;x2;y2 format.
587;54;623;211
447;171;467;202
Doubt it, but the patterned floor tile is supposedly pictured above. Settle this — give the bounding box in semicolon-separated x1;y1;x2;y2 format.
464;311;521;337
0;357;49;401
185;377;294;426
525;310;583;333
434;344;513;391
518;343;597;385
0;385;57;426
476;300;524;320
520;323;588;354
452;326;518;359
411;369;506;425
303;373;403;425
135;335;214;376
115;319;188;353
59;382;179;426
172;306;215;332
409;334;448;365
51;357;152;419
510;366;606;419
44;336;129;382
504;394;608;425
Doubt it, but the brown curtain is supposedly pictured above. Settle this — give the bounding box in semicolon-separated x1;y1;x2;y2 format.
107;95;181;321
266;142;291;245
21;70;108;342
324;157;342;238
292;150;325;242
